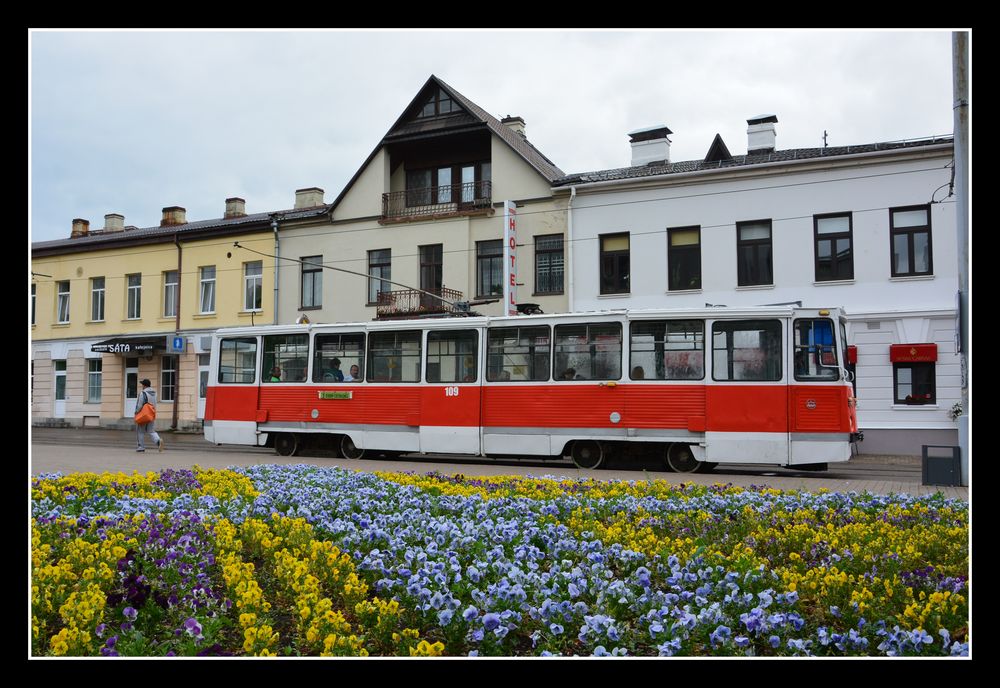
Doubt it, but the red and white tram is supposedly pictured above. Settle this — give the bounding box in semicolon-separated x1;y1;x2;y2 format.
204;306;860;472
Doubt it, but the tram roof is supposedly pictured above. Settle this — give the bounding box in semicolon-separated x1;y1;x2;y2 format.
213;306;845;337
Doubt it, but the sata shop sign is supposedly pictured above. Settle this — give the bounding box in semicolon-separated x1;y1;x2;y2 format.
91;337;165;354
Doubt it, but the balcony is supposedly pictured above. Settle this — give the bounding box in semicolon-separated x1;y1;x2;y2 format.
381;181;492;223
376;287;465;319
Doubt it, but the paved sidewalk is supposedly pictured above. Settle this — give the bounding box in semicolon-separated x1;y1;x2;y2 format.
29;426;968;501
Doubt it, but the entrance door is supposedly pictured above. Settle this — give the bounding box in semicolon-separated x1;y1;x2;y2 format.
197;353;210;419
123;357;139;417
53;360;66;418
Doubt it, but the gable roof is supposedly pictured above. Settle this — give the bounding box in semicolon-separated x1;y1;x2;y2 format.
328;75;564;214
433;76;564;182
704;134;733;163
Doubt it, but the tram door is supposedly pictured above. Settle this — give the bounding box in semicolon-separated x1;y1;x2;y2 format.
789;316;852;464
704;319;789;463
197;354;210;419
420;329;481;455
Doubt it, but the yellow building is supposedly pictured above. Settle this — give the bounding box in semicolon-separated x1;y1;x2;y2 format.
31;198;328;430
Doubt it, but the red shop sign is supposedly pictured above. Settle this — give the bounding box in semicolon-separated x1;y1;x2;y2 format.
889;343;938;363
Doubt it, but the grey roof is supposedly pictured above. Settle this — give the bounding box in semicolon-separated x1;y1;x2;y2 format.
553;136;953;187
435;76;565;183
32;205;331;253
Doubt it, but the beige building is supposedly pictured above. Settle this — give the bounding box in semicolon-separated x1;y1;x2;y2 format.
31;200;327;430
275;76;570;324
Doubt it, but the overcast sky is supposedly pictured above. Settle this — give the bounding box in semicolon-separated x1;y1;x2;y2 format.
29;29;961;243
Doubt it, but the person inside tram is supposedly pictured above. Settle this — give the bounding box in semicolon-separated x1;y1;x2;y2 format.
632;366;645;379
324;358;346;382
345;364;361;381
560;367;576;380
268;366;282;382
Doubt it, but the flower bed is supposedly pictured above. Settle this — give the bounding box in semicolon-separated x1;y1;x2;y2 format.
31;465;969;657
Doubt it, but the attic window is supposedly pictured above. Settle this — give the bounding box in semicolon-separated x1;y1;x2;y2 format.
417;89;457;119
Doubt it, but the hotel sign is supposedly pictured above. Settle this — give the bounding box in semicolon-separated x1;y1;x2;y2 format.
503;200;517;316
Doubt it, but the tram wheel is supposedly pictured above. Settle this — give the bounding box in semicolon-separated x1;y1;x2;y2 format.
340;435;365;460
571;440;604;469
665;443;703;473
274;433;299;457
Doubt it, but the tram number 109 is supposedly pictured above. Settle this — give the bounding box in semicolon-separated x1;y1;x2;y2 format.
444;386;460;397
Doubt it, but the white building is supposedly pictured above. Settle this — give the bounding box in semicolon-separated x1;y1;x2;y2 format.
553;118;958;455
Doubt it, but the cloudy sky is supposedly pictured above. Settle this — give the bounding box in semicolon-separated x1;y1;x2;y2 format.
29;29;960;243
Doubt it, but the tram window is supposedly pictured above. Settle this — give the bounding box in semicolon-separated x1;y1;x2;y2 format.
427;330;478;383
262;334;309;382
712;320;782;381
487;326;551;381
793;319;838;381
630;320;704;380
218;338;257;384
367;330;422;383
313;333;365;382
554;322;622;381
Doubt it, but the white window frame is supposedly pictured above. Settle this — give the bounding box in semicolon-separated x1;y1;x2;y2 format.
161;355;178;401
244;261;263;312
87;359;102;402
199;266;216;314
301;255;323;309
56;281;71;323
91;276;106;321
163;270;179;318
127;274;142;319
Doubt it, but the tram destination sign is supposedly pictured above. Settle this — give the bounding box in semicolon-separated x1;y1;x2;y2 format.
318;391;353;400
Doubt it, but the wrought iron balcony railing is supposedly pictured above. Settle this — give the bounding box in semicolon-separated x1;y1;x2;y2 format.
375;287;464;319
381;181;492;221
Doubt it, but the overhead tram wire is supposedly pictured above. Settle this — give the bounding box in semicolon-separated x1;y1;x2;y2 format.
33;192;958;284
231;241;499;315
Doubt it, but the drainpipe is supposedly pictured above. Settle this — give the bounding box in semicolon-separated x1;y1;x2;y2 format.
172;233;182;431
272;215;280;325
567;186;576;313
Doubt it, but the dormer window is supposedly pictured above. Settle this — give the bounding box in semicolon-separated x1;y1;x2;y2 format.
417;89;458;119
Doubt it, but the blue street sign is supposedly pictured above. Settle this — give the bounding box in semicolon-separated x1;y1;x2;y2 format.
172;336;185;352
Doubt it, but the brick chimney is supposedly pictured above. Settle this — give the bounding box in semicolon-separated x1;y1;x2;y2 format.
629;126;673;166
225;197;247;218
161;206;187;226
747;115;778;155
71;218;90;238
294;188;325;209
103;214;125;232
501;115;526;137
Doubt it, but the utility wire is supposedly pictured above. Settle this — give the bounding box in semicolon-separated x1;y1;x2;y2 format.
233;241;466;308
31;161;952;269
30;192;957;284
